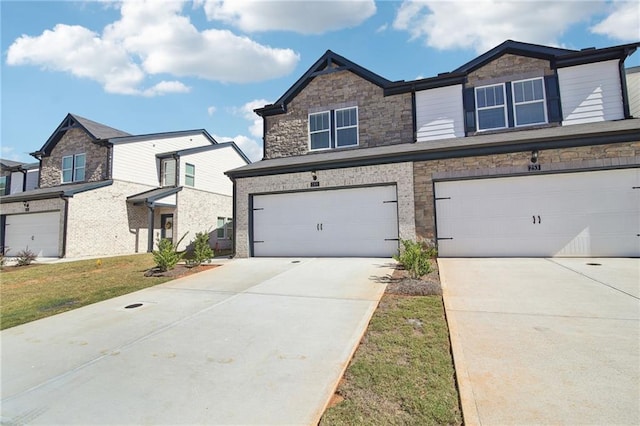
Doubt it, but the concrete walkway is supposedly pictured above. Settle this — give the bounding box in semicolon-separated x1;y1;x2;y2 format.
439;258;640;426
1;257;393;425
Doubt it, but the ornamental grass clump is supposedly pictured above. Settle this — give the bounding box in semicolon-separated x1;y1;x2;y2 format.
393;239;433;279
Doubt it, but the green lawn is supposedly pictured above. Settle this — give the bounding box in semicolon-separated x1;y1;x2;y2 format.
320;294;462;425
0;254;172;330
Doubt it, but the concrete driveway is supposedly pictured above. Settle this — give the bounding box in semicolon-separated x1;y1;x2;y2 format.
439;258;640;426
1;257;393;425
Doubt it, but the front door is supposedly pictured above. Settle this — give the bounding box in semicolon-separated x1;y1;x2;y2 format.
161;214;174;243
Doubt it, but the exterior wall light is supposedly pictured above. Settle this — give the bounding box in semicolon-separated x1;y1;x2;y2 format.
311;171;317;181
531;150;539;164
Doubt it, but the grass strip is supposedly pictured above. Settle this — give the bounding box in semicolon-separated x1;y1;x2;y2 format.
320;294;462;425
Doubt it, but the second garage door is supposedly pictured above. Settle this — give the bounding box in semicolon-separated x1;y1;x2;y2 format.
4;211;61;257
252;185;399;257
435;168;640;257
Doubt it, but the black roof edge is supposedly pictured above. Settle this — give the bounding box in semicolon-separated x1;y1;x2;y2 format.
110;129;218;144
0;180;114;203
225;128;639;179
155;141;251;164
384;73;467;96
453;40;576;74
126;186;183;205
255;49;392;118
555;42;639;68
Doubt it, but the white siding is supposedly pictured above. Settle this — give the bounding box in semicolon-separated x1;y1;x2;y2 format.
558;60;624;125
179;145;247;196
415;84;464;142
111;134;212;186
626;68;640;118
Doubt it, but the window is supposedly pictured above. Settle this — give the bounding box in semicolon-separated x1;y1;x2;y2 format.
225;218;233;240
62;153;86;183
216;217;233;239
512;78;547;126
309;112;330;150
309;106;358;151
161;158;176;186
0;176;7;195
185;163;195;187
476;84;507;131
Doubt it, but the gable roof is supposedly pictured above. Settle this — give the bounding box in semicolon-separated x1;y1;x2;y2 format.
453;39;639;74
255;50;393;117
156;141;251;164
33;113;131;158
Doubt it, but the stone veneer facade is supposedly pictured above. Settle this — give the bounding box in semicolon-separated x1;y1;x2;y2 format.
413;141;640;242
175;187;233;252
233;162;415;258
39;128;109;188
466;54;554;87
264;70;412;159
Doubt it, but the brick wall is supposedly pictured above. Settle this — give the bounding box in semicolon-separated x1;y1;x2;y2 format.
40;128;109;188
264;70;412;159
234;162;415;257
413;141;640;241
65;180;154;257
175;187;233;252
467;54;554;87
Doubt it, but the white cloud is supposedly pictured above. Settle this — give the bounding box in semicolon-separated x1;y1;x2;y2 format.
6;0;300;95
233;98;270;138
392;0;605;53
200;0;376;34
591;1;640;41
214;133;263;162
142;80;191;97
207;106;217;116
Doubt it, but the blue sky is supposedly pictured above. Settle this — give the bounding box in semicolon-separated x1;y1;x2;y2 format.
2;0;639;163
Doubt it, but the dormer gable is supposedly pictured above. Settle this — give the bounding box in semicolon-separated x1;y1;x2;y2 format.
31;113;130;159
255;50;393;117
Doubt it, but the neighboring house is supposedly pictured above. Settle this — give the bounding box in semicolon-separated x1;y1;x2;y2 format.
0;113;249;258
226;40;640;258
0;159;39;195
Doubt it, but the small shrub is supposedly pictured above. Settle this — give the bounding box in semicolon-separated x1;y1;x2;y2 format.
152;234;186;272
393;239;432;279
16;247;37;267
0;247;8;270
186;231;214;267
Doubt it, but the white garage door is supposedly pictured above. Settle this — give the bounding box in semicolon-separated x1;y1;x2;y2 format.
435;168;639;257
252;185;399;257
5;211;61;257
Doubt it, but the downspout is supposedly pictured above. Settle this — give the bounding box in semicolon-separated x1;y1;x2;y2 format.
19;168;27;192
619;58;632;119
146;202;155;252
60;195;69;258
231;177;237;257
411;88;417;143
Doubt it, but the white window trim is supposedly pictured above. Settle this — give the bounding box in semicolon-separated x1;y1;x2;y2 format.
61;153;86;184
185;163;195;187
511;77;548;127
308;111;332;152
334;106;359;148
308;107;359;151
475;84;508;132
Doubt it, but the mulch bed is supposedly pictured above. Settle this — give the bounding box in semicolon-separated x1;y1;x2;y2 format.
144;263;219;278
385;259;442;296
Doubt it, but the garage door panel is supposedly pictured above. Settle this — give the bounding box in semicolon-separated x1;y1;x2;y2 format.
252;186;399;257
5;211;61;257
435;168;639;257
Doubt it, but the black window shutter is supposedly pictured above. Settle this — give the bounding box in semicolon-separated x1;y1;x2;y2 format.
545;74;562;123
463;87;476;134
505;82;514;128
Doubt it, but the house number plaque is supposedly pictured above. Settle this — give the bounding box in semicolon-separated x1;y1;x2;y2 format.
310;181;320;187
528;164;541;171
